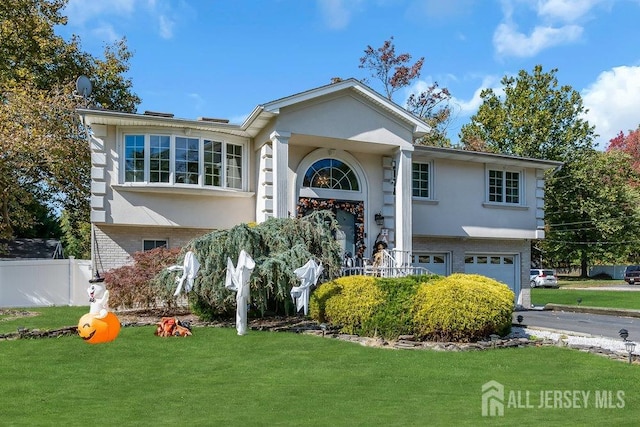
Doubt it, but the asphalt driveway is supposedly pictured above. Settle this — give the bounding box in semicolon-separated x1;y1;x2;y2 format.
514;309;640;341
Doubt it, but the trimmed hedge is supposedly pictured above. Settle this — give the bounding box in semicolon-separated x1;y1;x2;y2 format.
412;273;514;342
323;276;384;335
310;273;514;342
365;276;434;339
310;274;436;339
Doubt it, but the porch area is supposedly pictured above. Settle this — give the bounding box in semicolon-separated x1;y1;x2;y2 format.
341;248;432;278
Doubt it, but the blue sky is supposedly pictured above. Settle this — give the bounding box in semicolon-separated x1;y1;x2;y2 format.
58;0;640;149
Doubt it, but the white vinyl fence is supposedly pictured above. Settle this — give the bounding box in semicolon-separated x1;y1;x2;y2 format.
0;258;92;308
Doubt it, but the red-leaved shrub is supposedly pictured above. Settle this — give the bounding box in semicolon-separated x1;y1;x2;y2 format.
104;246;181;310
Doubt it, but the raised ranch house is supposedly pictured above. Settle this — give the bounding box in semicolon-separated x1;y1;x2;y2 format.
79;78;561;308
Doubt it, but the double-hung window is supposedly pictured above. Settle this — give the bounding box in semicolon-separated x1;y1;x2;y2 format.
487;168;521;205
412;162;432;199
123;133;244;190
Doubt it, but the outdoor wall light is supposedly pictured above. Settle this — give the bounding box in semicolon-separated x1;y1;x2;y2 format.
375;213;385;226
619;328;629;341
624;341;636;364
516;315;524;324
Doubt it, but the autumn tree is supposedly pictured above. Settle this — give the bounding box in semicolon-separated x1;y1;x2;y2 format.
359;37;452;146
0;0;140;256
607;126;640;176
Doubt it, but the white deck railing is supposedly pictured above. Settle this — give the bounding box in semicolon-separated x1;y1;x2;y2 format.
341;249;432;278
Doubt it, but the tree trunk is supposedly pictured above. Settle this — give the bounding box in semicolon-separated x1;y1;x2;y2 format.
580;248;589;278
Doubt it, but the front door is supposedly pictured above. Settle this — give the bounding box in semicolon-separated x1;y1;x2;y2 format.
336;208;356;258
297;197;365;260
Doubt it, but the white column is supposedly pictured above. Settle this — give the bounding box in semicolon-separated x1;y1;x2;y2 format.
270;130;290;219
255;144;273;222
394;149;412;265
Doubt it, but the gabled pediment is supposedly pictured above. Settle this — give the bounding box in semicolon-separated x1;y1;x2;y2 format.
243;79;429;149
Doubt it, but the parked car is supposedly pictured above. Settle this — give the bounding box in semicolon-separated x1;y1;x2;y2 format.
530;269;558;288
624;265;640;285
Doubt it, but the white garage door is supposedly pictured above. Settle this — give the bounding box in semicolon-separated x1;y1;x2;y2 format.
413;253;449;276
464;254;517;291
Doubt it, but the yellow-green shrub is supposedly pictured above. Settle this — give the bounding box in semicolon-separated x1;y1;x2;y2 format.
412;273;514;342
310;276;384;335
309;281;342;323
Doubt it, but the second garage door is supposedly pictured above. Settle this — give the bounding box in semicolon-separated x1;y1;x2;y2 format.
464;254;517;292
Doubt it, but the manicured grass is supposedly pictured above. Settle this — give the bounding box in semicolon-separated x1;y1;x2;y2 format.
532;289;640;310
0;305;88;334
1;307;640;425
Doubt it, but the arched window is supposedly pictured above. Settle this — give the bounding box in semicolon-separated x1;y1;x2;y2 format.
302;159;359;191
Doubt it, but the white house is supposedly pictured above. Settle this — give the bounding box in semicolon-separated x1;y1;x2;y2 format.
79;78;561;307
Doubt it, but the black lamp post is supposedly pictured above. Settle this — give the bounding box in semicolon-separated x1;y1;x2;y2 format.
625;341;635;364
619;329;629;341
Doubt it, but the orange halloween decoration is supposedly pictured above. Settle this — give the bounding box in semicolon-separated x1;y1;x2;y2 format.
77;312;121;344
155;317;192;337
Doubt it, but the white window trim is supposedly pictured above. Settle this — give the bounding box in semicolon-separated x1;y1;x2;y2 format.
484;165;525;207
411;160;435;201
118;128;249;192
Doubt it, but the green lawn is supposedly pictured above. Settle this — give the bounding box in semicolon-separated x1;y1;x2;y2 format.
532;288;640;310
1;307;640;426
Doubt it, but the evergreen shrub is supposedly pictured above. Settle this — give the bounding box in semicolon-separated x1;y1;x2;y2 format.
366;275;439;339
308;281;342;323
154;211;342;320
412;273;514;342
310;274;440;339
317;276;385;335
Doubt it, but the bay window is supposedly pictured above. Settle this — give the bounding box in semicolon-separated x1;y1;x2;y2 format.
123;133;245;190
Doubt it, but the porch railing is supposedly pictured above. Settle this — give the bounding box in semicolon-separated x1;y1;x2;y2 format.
340;248;432;278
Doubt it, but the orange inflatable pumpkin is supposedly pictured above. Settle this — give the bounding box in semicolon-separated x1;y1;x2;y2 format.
77;312;121;344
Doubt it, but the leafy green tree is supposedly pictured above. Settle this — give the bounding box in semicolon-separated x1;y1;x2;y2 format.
59;210;90;258
460;65;595;161
0;0;139;250
359;37;452;146
0;82;86;240
543;150;640;273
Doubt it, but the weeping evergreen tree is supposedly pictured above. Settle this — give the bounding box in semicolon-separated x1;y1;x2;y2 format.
154;210;342;319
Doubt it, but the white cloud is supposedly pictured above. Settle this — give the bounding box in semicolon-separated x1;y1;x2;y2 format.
317;0;363;30
407;75;504;142
91;23;121;43
493;0;605;58
158;15;175;39
581;65;640;149
536;0;603;22
493;22;582;57
451;75;504;115
64;0;179;40
64;0;136;25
